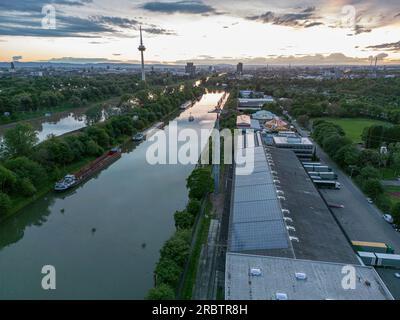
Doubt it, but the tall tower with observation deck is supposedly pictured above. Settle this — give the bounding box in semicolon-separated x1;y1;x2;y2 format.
138;26;146;81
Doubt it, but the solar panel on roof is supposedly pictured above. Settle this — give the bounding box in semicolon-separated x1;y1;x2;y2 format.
234;184;278;202
233;200;282;223
235;172;274;186
230;220;289;251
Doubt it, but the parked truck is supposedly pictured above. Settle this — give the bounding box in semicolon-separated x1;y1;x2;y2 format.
304;165;332;173
358;252;400;268
308;171;338;180
352;241;395;254
313;179;341;190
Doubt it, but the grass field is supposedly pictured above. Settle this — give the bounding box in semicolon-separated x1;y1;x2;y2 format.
384;186;400;206
314;118;391;143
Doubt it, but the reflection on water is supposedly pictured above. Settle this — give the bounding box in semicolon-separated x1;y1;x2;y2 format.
0;107;112;144
0;92;224;299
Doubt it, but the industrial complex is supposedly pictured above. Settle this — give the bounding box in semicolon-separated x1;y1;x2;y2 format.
224;94;399;300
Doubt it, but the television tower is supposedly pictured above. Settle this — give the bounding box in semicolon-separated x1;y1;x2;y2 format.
138;26;146;81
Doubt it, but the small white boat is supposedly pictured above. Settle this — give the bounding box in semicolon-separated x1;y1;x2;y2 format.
133;133;145;142
54;174;77;192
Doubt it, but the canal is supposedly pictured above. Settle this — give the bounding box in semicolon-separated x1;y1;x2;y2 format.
0;91;224;299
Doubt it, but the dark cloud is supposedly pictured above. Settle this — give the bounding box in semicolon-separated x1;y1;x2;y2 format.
12;56;22;61
304;21;324;28
43;57;121;63
246;7;322;28
366;41;400;52
141;1;218;15
0;11;175;37
0;0;92;12
91;16;139;28
353;24;372;35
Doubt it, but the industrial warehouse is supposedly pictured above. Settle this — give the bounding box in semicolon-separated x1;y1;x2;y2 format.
225;130;396;300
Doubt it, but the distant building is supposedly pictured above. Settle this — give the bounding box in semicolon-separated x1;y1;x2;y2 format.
9;61;15;73
185;62;196;76
252;110;275;121
236;115;260;131
238;90;274;111
272;135;314;160
236;115;251;129
237;62;243;74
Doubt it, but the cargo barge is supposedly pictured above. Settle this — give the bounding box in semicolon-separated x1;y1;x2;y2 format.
54;148;122;192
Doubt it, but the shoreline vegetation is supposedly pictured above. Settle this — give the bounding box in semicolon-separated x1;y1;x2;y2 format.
0;82;206;223
147;90;232;300
146;165;214;300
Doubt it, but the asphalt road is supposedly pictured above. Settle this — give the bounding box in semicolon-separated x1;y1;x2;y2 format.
291;118;400;253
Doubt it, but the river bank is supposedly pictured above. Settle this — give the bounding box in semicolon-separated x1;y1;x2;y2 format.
0;91;223;299
0;96;120;130
0;101;187;224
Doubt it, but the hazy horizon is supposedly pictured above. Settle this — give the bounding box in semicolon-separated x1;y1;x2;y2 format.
1;1;400;65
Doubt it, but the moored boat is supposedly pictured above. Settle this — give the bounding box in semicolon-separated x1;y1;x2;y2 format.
133;133;145;141
54;148;122;192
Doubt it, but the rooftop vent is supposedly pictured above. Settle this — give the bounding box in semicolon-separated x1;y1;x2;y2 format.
249;268;262;276
295;273;307;280
275;293;288;300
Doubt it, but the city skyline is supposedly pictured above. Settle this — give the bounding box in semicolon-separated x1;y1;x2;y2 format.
0;0;400;65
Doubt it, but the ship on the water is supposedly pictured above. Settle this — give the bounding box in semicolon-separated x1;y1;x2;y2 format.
54;148;122;192
180;100;193;110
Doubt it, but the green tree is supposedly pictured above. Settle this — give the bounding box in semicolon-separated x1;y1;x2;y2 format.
391;202;400;225
155;258;182;288
85;126;110;148
4;156;47;187
186;168;214;200
360;166;380;181
3;123;38;157
0;192;11;216
187;199;201;217
146;284;175;300
17;178;37;197
363;179;383;199
174;210;194;229
160;233;190;267
0;165;17;193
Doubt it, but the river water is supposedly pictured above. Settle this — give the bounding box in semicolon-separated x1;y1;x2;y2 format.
0;92;224;299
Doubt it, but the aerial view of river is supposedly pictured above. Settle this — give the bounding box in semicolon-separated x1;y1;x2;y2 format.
0;91;224;299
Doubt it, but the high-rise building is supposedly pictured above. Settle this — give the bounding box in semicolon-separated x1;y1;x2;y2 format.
185;62;196;76
9;61;15;73
237;62;243;74
138;26;146;81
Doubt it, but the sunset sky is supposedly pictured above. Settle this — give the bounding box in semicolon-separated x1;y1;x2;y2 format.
0;0;399;64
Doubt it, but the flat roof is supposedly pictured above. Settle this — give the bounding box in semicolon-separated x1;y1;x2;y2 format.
225;253;394;300
268;147;360;264
273;136;314;146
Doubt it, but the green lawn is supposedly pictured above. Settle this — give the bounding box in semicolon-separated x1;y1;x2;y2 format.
314;118;391;143
384;186;400;206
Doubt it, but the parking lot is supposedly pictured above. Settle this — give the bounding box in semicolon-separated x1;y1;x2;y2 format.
315;146;400;254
